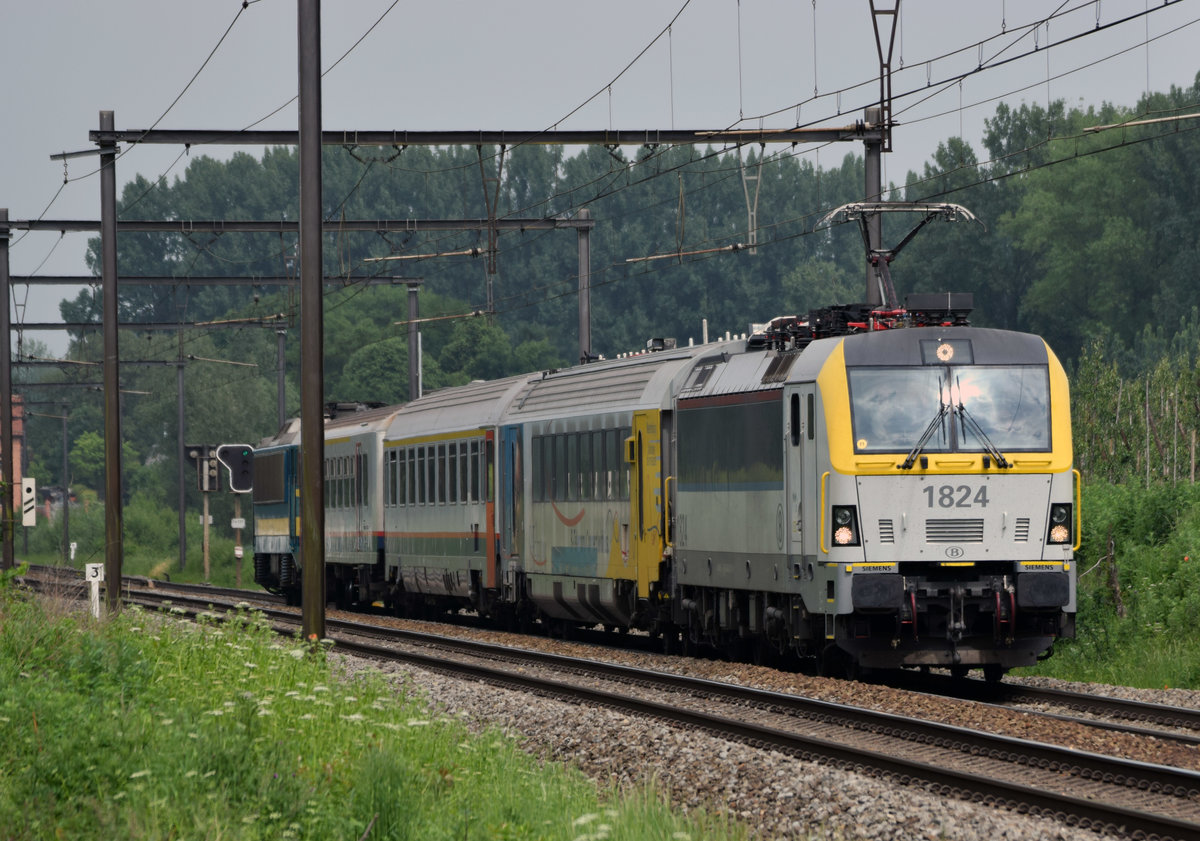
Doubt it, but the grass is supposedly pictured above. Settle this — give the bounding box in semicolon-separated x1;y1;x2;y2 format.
0;569;742;841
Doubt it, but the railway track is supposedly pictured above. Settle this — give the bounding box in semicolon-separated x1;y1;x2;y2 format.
24;566;1200;734
108;582;1200;841
891;671;1200;746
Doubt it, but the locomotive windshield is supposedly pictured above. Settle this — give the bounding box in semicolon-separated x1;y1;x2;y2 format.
847;365;1051;454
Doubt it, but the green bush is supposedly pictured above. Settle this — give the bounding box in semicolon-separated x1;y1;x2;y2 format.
1020;481;1200;688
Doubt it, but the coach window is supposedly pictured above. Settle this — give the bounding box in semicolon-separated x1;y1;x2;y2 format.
332;458;340;509
553;435;566;502
604;429;617;500
384;451;392;507
342;456;348;508
620;427;632;500
394;450;401;507
338;457;346;509
468;441;478;503
535;436;544;501
407;448;415;505
591;432;603;502
327;458;334;509
398;449;407;506
414;447;423;505
485;439;495;503
454;441;463;504
432;444;440;504
355;453;364;506
447;443;457;504
579;432;593;501
566;434;579;502
399;448;407;506
337;456;344;509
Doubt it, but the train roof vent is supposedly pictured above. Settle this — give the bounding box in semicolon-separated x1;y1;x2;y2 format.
646;337;677;352
762;352;800;383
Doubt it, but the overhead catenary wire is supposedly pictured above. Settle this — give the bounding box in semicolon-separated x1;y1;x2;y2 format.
19;0;1200;362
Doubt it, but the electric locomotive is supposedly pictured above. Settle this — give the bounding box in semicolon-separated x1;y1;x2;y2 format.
667;297;1076;679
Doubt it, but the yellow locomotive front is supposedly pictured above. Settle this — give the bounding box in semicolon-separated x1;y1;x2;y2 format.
810;324;1077;679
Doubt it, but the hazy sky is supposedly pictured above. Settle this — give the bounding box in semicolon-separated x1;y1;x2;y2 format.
3;0;1198;353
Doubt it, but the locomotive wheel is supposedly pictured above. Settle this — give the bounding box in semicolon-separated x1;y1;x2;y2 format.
680;632;695;658
752;639;777;667
818;645;859;680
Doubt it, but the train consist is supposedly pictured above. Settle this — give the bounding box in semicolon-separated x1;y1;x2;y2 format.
251;290;1077;680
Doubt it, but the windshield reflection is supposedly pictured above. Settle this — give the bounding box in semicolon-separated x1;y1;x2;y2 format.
848;366;1050;454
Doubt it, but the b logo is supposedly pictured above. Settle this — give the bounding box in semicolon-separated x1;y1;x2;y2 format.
945;546;964;559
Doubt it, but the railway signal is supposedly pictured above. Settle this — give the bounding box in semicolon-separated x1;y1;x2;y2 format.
186;444;220;492
216;444;254;493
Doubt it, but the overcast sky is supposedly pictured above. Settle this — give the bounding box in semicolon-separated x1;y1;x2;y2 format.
3;0;1198;353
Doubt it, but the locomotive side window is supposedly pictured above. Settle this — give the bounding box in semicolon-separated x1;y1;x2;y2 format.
790;394;800;446
252;451;286;504
677;399;783;491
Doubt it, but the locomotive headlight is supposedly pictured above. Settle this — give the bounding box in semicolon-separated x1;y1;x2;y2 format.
1047;504;1072;544
831;506;860;546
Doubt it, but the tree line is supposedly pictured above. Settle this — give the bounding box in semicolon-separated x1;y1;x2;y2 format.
16;72;1200;507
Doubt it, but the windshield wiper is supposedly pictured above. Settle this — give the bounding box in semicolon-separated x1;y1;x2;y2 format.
900;397;949;470
956;400;1011;469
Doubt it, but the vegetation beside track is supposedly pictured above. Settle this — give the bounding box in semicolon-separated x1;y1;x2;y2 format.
1015;482;1200;690
0;570;738;841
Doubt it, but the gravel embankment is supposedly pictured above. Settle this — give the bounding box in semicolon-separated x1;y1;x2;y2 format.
332;618;1200;841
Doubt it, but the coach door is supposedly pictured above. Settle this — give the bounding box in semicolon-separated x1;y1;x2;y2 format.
628;410;664;598
498;425;523;573
785;385;819;561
